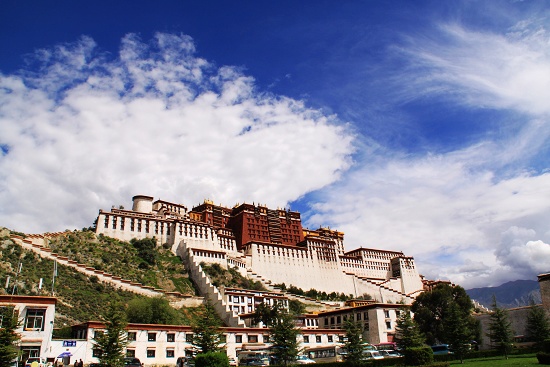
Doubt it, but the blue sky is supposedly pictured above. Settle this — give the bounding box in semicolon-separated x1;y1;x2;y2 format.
1;0;550;288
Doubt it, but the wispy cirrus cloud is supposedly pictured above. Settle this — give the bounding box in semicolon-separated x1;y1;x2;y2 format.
306;15;550;288
0;33;354;232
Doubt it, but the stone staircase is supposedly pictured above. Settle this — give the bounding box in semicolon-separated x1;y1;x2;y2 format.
180;242;246;327
351;272;415;304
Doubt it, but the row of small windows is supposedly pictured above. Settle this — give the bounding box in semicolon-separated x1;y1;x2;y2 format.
304;335;340;343
104;215;221;241
94;348;175;359
104;216;171;236
324;312;370;326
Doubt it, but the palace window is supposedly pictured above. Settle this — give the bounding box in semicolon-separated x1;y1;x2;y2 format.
166;349;175;358
328;335;333;342
126;350;136;357
248;335;258;343
316;335;321;343
303;336;309;343
127;332;136;341
167;333;175;342
386;321;392;330
235;335;242;343
186;333;193;342
25;309;45;330
147;349;155;358
148;333;156;342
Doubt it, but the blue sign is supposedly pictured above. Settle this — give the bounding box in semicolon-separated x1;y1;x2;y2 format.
63;340;76;347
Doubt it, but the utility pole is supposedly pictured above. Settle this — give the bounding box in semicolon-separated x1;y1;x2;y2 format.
51;260;57;296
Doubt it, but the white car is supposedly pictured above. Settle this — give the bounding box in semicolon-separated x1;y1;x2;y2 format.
363;351;384;360
24;357;48;367
295;355;316;364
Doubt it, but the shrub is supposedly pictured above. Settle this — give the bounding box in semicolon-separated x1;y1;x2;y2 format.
537;352;550;365
194;352;229;367
404;346;434;366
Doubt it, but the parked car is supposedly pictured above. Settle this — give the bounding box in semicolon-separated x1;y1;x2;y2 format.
378;350;402;358
295;355;316;364
25;357;47;367
124;357;143;366
362;350;384;360
176;356;195;367
228;357;238;366
431;344;453;355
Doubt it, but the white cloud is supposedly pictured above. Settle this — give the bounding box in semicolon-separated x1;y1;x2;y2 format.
398;21;550;117
305;18;550;288
0;33;354;233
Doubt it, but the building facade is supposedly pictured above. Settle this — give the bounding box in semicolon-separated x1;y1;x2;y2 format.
70;321;344;366
96;195;426;304
316;302;407;345
0;295;57;365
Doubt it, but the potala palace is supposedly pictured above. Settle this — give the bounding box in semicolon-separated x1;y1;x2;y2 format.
96;195;427;305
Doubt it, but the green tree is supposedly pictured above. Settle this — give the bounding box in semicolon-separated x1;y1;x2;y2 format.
93;301;128;367
192;301;225;354
411;283;474;345
288;299;306;315
342;318;364;365
269;307;300;366
130;237;157;266
0;305;21;366
254;302;300;366
444;303;471;363
195;352;229;367
395;308;425;352
487;295;513;359
126;297;180;324
527;298;550;350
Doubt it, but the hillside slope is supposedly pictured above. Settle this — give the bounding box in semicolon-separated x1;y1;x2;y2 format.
0;228;201;327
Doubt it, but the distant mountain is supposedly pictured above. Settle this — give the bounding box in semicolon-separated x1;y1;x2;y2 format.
466;279;541;309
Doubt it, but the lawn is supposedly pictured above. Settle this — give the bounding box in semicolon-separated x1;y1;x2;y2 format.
449;354;539;366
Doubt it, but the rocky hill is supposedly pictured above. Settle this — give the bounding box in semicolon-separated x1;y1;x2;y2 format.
466;279;541;309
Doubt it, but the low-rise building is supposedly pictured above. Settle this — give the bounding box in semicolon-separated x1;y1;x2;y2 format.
0;295;56;364
222;287;289;316
71;321;345;365
317;302;407;345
